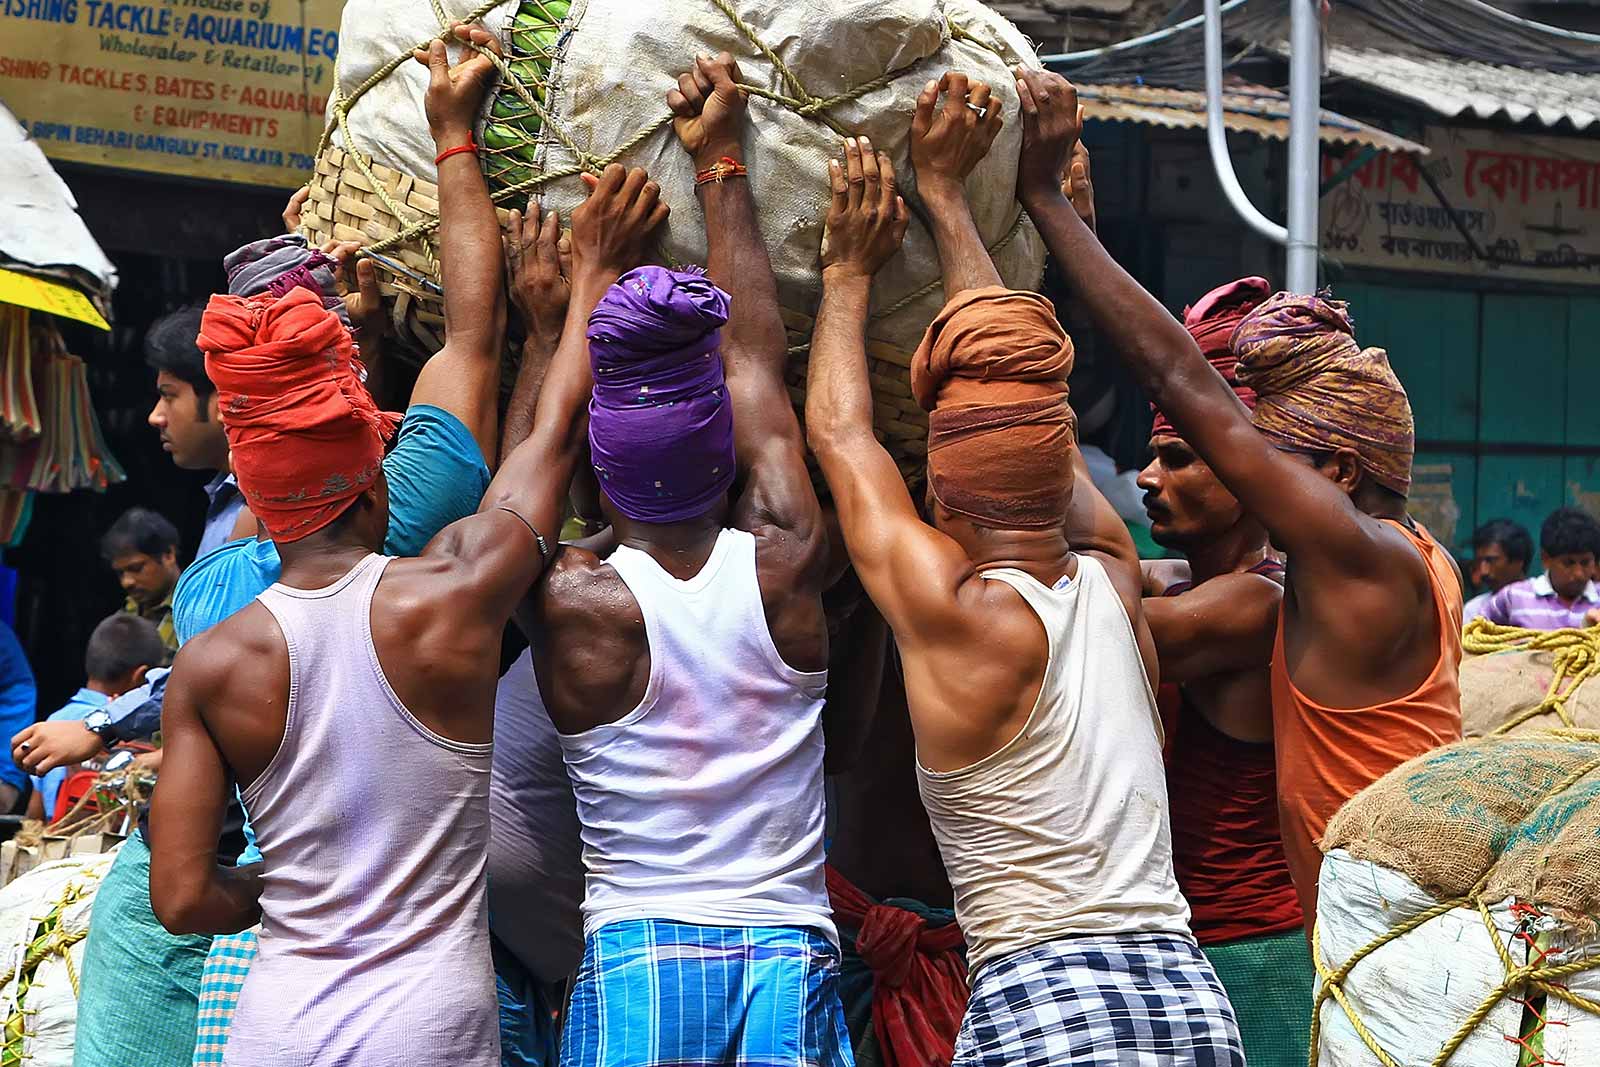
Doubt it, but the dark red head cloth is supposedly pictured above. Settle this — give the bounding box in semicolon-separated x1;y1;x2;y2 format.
1150;277;1270;438
197;287;401;543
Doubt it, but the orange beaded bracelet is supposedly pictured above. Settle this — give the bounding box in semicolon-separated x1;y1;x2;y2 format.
694;156;748;187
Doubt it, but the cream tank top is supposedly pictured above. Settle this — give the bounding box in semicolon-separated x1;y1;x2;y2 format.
557;528;835;942
228;554;497;1067
915;555;1193;977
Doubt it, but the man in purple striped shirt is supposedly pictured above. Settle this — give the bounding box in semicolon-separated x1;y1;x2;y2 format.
1480;506;1600;630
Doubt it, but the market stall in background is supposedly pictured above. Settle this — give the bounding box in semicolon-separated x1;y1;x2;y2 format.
0;0;343;712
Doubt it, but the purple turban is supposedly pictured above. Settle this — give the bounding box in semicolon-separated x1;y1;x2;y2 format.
587;265;736;524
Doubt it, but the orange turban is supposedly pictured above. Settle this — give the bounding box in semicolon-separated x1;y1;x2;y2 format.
197;287;401;542
1232;291;1414;496
910;287;1076;529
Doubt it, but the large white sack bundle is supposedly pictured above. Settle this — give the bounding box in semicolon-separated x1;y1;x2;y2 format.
1312;736;1600;1066
0;851;118;1067
308;0;1046;479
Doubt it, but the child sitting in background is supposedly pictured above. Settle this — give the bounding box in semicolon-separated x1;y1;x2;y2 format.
26;613;166;821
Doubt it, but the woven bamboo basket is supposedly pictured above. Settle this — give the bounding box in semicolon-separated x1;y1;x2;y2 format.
304;0;1046;482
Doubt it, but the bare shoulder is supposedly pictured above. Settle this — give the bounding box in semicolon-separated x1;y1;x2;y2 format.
748;518;829;596
171;603;289;757
175;604;282;686
1141;558;1192;596
524;546;648;732
533;545;634;620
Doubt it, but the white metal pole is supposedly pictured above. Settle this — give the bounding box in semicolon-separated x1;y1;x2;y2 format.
1285;0;1322;292
1204;0;1287;247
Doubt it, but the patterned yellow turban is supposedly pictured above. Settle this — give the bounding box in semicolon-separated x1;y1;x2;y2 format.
1232;291;1414;496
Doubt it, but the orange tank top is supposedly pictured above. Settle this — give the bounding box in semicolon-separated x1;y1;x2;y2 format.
1272;518;1463;924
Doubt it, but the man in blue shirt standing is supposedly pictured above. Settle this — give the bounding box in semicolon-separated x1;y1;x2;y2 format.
0;619;34;812
27;614;166;821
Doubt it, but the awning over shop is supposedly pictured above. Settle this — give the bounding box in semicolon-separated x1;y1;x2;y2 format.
1076;80;1429;155
1314;43;1600;132
0;102;115;326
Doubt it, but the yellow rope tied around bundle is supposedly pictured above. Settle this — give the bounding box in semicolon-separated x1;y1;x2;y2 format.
1463;618;1600;734
1308;742;1600;1067
0;866;107;1066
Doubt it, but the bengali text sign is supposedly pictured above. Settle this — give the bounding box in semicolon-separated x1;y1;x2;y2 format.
0;0;343;187
1321;126;1600;284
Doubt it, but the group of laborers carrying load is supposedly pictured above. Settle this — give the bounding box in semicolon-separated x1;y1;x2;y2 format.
9;2;1600;1066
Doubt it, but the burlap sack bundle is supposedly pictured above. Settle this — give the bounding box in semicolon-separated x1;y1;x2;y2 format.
1314;733;1600;1067
305;0;1046;481
1320;734;1600;907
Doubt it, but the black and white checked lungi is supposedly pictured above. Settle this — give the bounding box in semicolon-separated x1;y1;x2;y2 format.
953;933;1245;1067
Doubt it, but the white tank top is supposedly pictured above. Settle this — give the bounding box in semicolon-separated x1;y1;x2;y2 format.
915;555;1192;977
558;528;835;942
229;554;497;1067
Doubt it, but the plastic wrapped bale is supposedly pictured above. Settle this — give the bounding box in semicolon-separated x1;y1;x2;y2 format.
1312;733;1600;1067
305;0;1046;482
0;851;118;1067
1459;618;1600;737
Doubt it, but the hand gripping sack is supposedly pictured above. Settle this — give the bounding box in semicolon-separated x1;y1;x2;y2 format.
304;0;1047;481
0;851;118;1067
1312;734;1600;1067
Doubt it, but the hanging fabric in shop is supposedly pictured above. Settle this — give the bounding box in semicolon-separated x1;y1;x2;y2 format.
0;306;124;542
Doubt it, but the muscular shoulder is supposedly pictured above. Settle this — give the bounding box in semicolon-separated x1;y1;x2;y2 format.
171;604;286;714
749;518;829;597
524;547;647;730
534;546;634;622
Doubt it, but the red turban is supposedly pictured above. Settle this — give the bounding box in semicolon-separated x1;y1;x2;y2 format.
1150;277;1269;438
197;287;400;542
910;288;1076;529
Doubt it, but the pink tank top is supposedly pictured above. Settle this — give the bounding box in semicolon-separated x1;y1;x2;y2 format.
227;554;498;1067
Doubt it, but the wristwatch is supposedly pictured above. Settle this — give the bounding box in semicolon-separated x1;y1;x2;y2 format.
82;710;118;748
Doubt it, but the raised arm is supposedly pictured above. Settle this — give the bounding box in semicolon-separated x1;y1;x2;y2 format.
910;73;1005;299
429;163;666;622
1013;67;1377;568
409;24;510;468
666;53;821;548
500;204;571;462
805;143;971;637
148;646;261;935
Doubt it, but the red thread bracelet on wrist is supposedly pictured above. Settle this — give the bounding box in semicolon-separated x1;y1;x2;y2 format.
435;138;478;165
694;156;748;187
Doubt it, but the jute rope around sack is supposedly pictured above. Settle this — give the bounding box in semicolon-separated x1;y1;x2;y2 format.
1463;618;1600;735
1309;732;1600;1067
317;0;1029;332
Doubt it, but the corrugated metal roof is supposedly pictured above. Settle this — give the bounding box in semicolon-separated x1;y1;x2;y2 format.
1319;43;1600;131
1045;0;1600;133
1077;81;1429;155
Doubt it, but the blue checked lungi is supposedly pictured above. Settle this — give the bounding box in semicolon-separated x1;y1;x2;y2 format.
192;929;259;1066
953;933;1245;1067
560;920;854;1067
